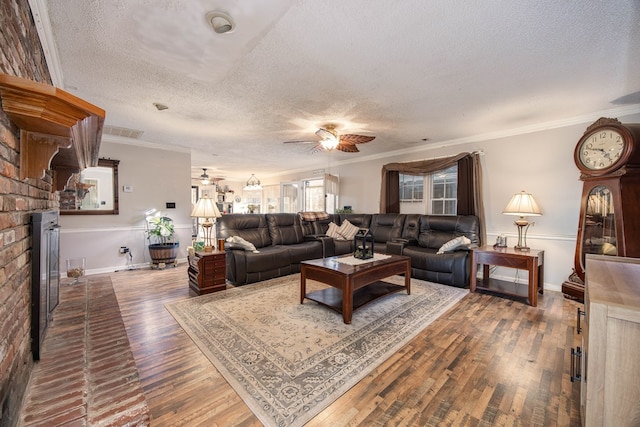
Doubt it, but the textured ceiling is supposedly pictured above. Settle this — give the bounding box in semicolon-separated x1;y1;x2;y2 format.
32;0;640;181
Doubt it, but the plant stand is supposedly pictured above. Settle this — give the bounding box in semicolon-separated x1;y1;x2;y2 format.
149;242;179;269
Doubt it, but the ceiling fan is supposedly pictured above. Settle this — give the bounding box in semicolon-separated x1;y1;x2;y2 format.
192;168;223;186
283;124;375;153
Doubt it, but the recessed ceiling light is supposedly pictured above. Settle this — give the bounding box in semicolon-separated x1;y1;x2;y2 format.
206;11;235;34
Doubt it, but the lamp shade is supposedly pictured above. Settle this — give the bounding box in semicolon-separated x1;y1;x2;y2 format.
503;191;542;216
190;194;222;218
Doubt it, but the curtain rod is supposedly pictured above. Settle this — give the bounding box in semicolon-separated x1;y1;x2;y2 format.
414;150;484;162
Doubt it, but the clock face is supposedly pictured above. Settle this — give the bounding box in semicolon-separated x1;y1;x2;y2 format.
578;129;625;170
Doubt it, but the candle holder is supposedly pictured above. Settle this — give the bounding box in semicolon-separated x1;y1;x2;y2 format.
66;257;85;284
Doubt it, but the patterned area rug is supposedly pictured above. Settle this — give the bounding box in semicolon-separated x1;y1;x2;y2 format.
165;274;467;427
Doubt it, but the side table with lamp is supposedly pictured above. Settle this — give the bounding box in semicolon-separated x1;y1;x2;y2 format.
191;192;222;252
470;191;544;306
189;193;226;294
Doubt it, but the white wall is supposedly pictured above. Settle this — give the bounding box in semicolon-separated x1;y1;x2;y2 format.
59;141;192;274
317;112;640;291
62;111;640;290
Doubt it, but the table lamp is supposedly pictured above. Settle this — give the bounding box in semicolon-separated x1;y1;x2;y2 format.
502;190;542;251
190;193;222;252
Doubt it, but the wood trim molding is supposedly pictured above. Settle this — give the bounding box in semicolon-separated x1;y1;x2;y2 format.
19;130;71;180
0;73;105;184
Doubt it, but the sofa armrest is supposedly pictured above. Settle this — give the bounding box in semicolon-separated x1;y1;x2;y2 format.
394;238;418;246
387;238;417;255
454;243;479;252
304;234;327;241
304;234;335;257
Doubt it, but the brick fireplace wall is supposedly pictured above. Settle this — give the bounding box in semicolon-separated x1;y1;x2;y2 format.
0;1;56;426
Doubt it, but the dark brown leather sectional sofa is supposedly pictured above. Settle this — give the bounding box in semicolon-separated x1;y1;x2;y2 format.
216;212;480;287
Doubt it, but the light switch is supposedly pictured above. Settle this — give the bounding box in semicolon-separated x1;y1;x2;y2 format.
123;185;133;193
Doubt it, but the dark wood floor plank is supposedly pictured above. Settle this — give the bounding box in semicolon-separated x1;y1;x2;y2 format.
93;265;580;426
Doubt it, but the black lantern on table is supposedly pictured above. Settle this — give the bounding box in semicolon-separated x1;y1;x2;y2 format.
353;228;374;259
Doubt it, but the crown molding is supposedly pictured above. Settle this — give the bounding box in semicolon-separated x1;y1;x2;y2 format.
272;105;640;177
102;134;192;154
28;0;64;87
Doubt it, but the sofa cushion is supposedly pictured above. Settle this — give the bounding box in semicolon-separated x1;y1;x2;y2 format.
216;214;272;248
303;214;339;236
418;215;480;249
333;239;354;255
285;241;323;265
242;246;290;273
370;214;406;245
267;213;305;245
338;214;372;229
401;214;421;241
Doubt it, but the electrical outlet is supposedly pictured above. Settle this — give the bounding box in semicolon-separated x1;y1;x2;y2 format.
119;246;129;254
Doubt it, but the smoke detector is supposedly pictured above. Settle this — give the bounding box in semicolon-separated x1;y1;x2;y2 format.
206;11;235;34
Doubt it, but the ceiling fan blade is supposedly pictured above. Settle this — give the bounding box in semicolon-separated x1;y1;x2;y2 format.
283;140;318;144
309;144;324;154
339;134;375;144
336;143;360;153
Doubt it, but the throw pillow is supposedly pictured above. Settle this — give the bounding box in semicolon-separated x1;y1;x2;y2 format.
337;219;360;240
326;222;341;238
226;236;260;253
437;236;471;254
298;211;330;222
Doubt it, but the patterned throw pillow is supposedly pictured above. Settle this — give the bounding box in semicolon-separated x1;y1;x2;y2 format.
326;222;341;238
298;211;330;222
337;219;360;240
437;236;471;254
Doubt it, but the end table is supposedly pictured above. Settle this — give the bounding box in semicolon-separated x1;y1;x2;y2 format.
188;250;226;295
470;246;544;306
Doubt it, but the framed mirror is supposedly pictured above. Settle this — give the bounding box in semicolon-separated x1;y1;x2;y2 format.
60;159;119;215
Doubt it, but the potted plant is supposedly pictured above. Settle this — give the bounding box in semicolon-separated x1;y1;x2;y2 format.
147;216;179;268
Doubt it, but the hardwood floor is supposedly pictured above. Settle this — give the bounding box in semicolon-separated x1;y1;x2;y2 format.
109;264;582;426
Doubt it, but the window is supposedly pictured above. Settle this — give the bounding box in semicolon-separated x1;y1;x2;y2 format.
304;178;325;211
430;165;457;215
399;165;457;215
284;174;339;213
399;174;424;201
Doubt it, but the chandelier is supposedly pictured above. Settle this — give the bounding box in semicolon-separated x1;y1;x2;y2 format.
243;174;262;190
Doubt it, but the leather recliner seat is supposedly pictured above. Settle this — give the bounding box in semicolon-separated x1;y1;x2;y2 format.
217;214;292;285
387;215;481;287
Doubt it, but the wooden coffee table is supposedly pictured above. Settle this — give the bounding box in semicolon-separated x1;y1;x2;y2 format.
300;254;411;324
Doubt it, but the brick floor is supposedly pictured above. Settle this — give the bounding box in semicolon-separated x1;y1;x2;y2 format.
19;276;149;426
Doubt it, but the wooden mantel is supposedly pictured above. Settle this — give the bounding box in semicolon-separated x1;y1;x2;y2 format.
0;73;105;189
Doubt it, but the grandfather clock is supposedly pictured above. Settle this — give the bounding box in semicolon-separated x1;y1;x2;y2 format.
562;118;640;301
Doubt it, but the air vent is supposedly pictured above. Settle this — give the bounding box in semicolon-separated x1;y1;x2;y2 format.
103;125;144;139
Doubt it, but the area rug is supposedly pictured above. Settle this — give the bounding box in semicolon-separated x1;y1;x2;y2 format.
165;274;467;427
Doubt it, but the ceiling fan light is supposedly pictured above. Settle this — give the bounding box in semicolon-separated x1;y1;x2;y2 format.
198;168;211;185
320;138;339;150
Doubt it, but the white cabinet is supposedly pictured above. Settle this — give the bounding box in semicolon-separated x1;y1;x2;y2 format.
576;255;640;426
